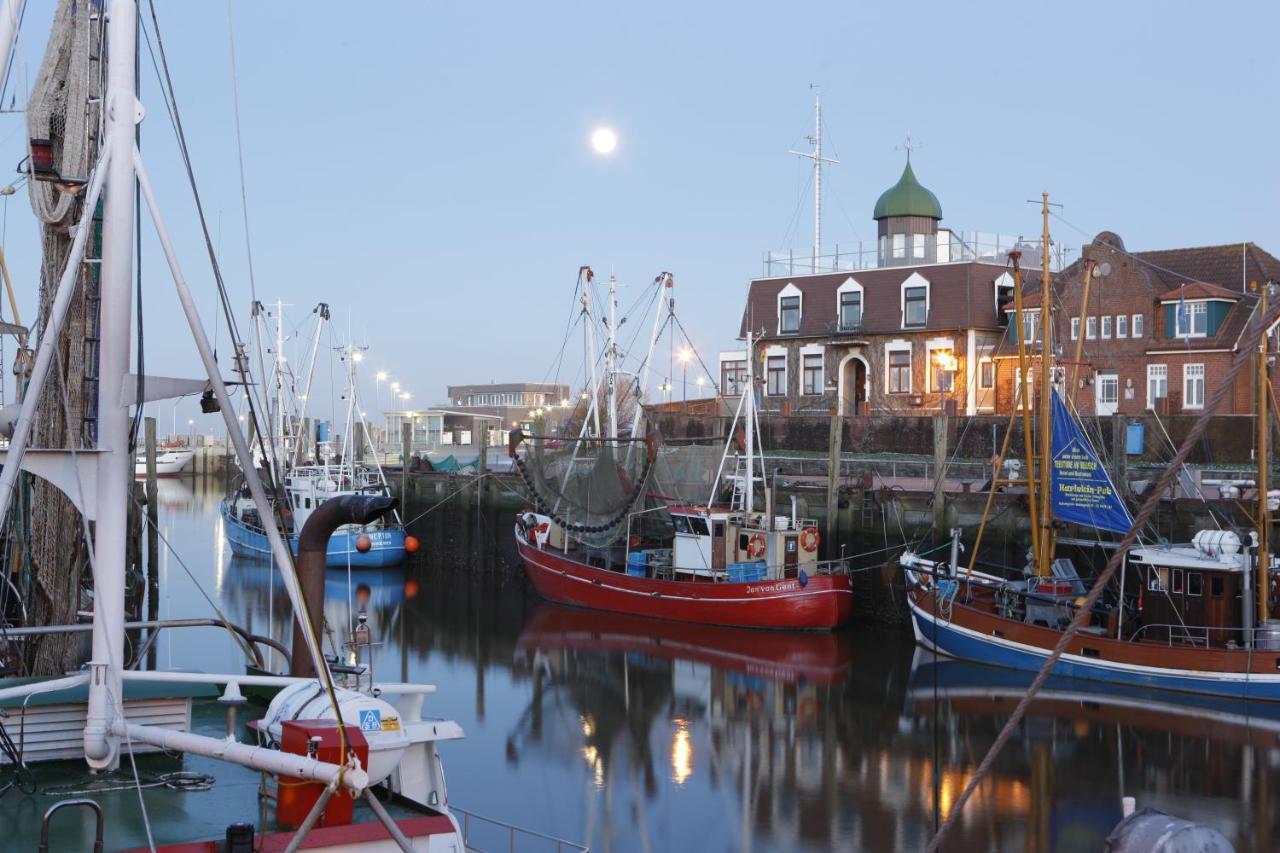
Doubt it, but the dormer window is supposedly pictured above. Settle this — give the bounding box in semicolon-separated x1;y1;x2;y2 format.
837;277;864;331
776;283;803;335
1175;301;1207;337
900;272;930;329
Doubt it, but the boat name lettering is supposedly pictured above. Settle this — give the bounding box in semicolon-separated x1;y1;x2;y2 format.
746;581;799;594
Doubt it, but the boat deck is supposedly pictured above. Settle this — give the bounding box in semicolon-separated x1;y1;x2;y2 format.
1;697;445;851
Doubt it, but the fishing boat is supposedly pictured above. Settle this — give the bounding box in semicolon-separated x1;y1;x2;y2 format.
512;271;851;630
900;201;1280;701
133;443;194;477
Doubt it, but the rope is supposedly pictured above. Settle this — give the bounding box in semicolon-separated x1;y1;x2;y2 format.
927;294;1280;851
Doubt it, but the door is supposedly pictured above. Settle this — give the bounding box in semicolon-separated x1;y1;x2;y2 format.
712;521;726;571
1096;371;1119;416
784;534;799;576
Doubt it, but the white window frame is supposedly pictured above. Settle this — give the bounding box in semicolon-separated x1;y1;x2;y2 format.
1096;370;1119;415
885;340;912;395
978;358;995;390
1116;314;1128;338
1146;363;1167;409
776;283;803;335
836;277;864;331
892;233;906;259
1173;301;1208;338
1183;363;1205;409
719;350;747;397
900;272;930;329
912;233;926;259
1132;313;1144;338
800;344;825;396
1086;316;1097;340
1014;367;1033;410
1101;315;1112;339
1070;317;1080;341
765;345;788;397
925;337;956;393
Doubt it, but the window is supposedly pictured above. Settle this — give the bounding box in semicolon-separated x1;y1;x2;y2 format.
912;233;926;259
1020;310;1038;343
802;353;823;395
1132;313;1144;338
979;360;995;389
903;286;928;327
1175;301;1207;337
1149;567;1168;591
839;290;862;330
779;295;801;334
766;355;786;396
1097;372;1118;406
1014;367;1033;409
721;360;747;396
1070;317;1079;340
1146;364;1167;409
892;234;906;259
1172;568;1184;594
1086;317;1097;340
1211;575;1224;596
1188;572;1203;596
1101;315;1112;339
888;349;911;393
1117;314;1128;338
1183;363;1205;409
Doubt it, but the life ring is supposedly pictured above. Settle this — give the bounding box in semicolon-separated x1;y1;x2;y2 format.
797;697;818;723
800;526;820;553
747;533;767;559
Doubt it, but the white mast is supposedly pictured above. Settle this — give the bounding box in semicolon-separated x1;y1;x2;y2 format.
581;268;601;438
629;272;673;441
83;0;139;770
274;298;286;471
788;89;838;272
743;331;755;515
606;273;619;441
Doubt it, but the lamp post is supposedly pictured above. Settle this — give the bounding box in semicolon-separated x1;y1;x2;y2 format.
187;418;194;448
678;347;692;409
932;349;957;413
376;371;388;409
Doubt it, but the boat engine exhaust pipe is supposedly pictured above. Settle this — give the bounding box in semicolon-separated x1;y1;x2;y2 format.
291;494;399;678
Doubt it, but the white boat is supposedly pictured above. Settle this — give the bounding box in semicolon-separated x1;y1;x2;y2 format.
133;445;194;477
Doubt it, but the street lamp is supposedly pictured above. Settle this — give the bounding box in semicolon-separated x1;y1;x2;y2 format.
376;371;388;409
187;418;195;448
678;347;693;407
932;349;958;413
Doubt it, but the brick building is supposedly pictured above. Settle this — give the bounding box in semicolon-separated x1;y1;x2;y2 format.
995;233;1280;417
729;159;1044;416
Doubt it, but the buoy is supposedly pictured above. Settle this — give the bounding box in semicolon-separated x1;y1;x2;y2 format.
404;535;420;554
404;579;420;599
355;533;372;553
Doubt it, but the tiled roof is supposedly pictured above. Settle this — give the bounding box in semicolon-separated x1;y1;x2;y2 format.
1157;280;1241;303
1133;242;1280;293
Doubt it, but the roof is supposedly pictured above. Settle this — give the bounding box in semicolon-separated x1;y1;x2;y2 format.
872;160;943;220
1133;242;1280;293
1157;280;1240;303
739;261;1010;339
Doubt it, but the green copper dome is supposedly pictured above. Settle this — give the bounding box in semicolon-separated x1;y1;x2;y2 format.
872;160;943;220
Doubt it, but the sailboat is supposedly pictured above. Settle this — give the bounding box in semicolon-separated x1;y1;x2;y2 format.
220;303;411;567
900;197;1280;700
512;269;852;630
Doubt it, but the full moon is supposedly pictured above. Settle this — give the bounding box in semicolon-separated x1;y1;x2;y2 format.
590;126;618;155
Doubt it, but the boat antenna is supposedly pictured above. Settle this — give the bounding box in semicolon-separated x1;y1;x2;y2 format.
788;85;838;272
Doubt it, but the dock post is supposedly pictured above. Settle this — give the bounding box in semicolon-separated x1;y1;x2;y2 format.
144;417;160;670
825;413;844;553
1111;414;1128;497
933;413;948;531
474;418;487;507
401;422;412;506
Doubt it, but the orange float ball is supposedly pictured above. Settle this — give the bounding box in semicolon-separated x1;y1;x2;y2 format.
355;533;372;553
404;579;420;599
404;535;420;554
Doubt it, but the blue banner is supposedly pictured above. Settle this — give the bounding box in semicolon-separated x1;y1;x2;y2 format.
1049;390;1134;534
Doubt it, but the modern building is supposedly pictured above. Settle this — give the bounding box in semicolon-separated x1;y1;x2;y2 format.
444;382;571;430
383;381;573;456
731;158;1047;416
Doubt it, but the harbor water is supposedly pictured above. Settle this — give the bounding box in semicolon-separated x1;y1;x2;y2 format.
135;476;1276;851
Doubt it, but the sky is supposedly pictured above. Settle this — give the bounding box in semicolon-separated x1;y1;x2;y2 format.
0;0;1276;437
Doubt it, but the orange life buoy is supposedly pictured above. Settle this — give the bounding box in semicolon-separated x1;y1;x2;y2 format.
747;533;767;559
800;526;820;553
797;697;818;722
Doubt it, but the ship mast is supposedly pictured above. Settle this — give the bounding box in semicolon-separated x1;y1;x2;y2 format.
744;330;755;514
1258;280;1271;623
1037;192;1055;577
788;90;838;272
1009;252;1040;569
606;273;619;441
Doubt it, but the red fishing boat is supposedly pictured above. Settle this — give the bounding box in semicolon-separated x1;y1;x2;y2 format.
511;316;852;630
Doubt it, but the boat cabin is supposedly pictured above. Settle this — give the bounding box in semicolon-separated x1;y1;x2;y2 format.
659;505;820;582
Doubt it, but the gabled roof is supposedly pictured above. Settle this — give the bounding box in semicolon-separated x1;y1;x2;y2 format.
1133;242;1280;293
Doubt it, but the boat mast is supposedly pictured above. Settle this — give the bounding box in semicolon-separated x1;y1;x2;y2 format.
606;273;618;441
628;272;673;443
788;89;838;271
744;330;755;514
274;298;286;473
1037;192;1054;576
1009;252;1040;569
581;267;601;438
1258;280;1271;624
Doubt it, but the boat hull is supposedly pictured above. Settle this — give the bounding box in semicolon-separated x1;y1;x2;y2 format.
906;580;1280;701
222;502;407;568
516;535;852;630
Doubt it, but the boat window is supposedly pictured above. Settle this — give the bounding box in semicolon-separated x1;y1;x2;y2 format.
1211;575;1224;596
1187;572;1203;596
713;522;725;537
1171;568;1183;594
672;515;691;534
1148;568;1166;591
739;533;750;552
305;497;312;509
689;517;710;536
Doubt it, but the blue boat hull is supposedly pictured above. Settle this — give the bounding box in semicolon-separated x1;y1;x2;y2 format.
909;597;1280;702
221;503;407;568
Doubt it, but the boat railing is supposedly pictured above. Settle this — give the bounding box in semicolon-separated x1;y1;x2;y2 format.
1125;622;1278;650
452;805;590;853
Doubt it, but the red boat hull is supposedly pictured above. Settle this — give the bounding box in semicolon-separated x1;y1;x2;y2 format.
515;536;853;630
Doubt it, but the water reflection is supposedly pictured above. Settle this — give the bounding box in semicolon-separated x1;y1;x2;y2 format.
151;494;1278;852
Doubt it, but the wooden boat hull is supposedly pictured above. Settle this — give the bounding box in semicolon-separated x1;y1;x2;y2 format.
516;533;852;630
222;500;407;568
906;578;1280;701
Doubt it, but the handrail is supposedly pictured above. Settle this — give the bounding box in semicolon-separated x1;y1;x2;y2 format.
452;805;589;853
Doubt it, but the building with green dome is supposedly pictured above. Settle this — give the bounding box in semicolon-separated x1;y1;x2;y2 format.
873;158;944;267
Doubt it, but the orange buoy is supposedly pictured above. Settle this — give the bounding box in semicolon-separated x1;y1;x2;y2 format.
355;533;373;553
404;535;421;554
404;579;420;599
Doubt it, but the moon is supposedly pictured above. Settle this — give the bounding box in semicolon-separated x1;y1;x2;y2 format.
590;126;618;156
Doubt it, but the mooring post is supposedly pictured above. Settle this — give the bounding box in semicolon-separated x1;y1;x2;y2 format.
144;417;159;670
933;413;947;531
1111;414;1128;497
474;418;487;506
401;421;412;505
825;413;843;551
